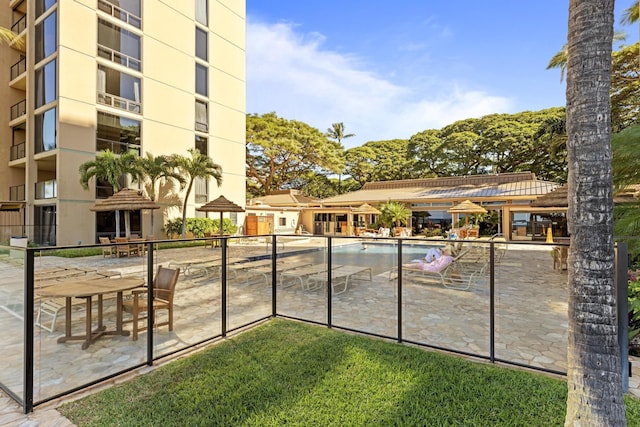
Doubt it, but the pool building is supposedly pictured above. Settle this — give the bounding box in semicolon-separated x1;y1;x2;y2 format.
249;172;569;241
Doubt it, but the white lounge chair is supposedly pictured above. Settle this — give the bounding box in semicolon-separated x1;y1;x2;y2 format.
306;265;372;295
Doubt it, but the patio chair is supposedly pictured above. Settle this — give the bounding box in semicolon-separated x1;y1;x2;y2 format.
99;237;117;258
122;265;180;340
114;237;138;257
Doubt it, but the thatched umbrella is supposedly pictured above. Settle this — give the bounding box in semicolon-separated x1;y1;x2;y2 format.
448;199;487;226
352;203;382;215
196;195;245;236
90;188;160;237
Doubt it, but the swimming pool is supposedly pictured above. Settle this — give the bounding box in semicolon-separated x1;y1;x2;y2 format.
305;242;443;276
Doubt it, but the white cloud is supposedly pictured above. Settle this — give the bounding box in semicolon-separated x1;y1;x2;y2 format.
247;20;513;148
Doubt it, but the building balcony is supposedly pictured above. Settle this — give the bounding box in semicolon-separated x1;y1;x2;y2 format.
9;56;27;90
35;179;57;200
97;0;141;29
97;45;141;72
10;99;26;122
97;92;141;114
10;14;27;52
10;142;26;161
9;184;25;201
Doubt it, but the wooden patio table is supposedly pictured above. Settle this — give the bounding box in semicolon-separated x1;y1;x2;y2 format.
36;278;144;349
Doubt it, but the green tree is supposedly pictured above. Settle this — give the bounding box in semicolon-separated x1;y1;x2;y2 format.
132;153;185;235
79;149;139;237
407;109;567;181
246;113;344;196
611;42;640;132
612;126;640;256
564;0;626;424
345;139;418;186
173;148;223;239
379;201;411;228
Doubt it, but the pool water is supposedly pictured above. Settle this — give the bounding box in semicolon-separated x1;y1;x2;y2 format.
306;242;442;276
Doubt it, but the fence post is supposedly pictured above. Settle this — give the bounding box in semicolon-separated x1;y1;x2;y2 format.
397;239;403;343
616;242;629;393
489;241;495;363
24;248;34;413
327;237;332;328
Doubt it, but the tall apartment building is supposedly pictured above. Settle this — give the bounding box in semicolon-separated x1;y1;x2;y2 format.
1;0;246;246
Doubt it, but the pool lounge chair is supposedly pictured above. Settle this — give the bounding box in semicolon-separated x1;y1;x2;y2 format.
279;264;344;290
306;265;373;295
238;260;314;286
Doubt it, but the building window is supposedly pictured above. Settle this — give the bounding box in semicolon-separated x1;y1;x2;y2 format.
97;111;141;154
35;107;57;153
98;18;141;71
195;0;208;26
98;0;141;29
195;100;208;132
97;64;141;113
35;58;57;108
196;63;208;96
35;11;57;63
35;0;56;18
195;135;207;155
279;217;287;227
196;27;208;61
34;205;57;246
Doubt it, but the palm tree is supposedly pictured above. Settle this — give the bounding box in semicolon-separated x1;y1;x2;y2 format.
379;201;411;228
79;150;139;237
0;27;23;48
326;122;354;192
132;153;185;235
547;32;627;82
621;2;639;25
564;0;626;424
173;148;223;238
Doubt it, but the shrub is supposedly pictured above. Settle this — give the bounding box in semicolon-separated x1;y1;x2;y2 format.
163;217;238;238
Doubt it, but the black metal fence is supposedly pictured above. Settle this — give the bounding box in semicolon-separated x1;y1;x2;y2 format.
0;235;629;413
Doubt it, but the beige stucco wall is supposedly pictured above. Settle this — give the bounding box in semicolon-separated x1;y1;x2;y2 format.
0;1;246;245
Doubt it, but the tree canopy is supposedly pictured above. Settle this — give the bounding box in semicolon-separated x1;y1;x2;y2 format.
345;139;419;187
407;108;568;182
246;113;344;197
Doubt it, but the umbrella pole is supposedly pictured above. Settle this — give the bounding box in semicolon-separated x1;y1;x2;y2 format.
219;212;223;237
115;210;121;237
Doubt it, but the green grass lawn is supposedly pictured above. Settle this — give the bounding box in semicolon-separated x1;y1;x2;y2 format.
59;319;640;426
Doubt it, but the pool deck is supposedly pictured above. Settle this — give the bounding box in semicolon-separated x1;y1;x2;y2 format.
1;237;638;426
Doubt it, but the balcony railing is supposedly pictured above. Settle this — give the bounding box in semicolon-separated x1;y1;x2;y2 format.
11;14;26;34
96;138;141;156
35;179;57;199
10;56;26;81
195;121;209;132
97;0;141;29
10;142;26;161
97;92;142;114
97;45;141;71
10;99;26;120
9;184;25;201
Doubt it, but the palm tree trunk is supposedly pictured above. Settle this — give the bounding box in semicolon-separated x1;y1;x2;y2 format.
565;0;626;424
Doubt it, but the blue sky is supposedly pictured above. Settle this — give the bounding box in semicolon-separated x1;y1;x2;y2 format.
246;1;638;149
